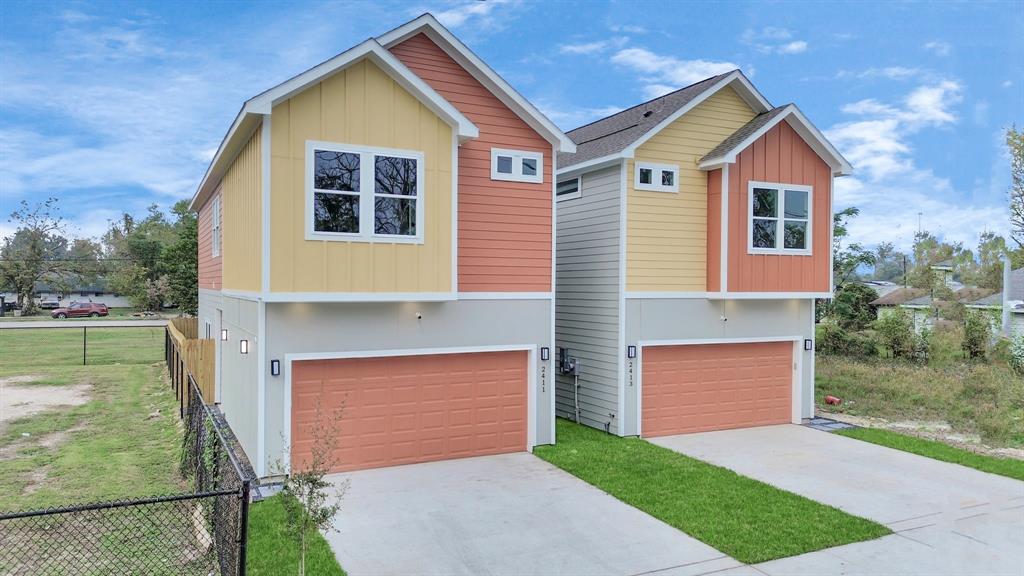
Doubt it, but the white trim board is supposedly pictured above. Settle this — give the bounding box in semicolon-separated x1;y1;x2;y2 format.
623;291;830;300
634;336;804;437
281;344;539;474
746;180;813;256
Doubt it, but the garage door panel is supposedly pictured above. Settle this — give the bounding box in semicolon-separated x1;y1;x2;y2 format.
292;350;528;472
642;342;792;437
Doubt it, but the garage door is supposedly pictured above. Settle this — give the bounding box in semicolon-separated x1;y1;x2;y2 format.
641;341;792;437
291;350;528;472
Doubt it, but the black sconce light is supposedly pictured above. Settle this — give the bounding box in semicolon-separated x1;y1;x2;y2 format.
240;339;249;354
271;359;280;376
627;345;637;359
221;328;228;341
804;339;813;351
540;347;550;361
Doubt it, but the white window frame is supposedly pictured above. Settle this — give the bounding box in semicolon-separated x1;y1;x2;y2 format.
747;180;813;255
305;140;425;244
634;161;679;193
211;196;221;257
490;148;544;183
556;176;582;201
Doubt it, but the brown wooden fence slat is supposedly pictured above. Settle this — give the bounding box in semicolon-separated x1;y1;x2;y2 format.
166;318;215;406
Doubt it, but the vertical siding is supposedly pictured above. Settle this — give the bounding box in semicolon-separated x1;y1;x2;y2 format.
390;33;552;292
197;190;222;290
269;58;453;293
727;120;831;292
626;87;756;291
222;127;262;291
706;169;722;293
554;165;621;430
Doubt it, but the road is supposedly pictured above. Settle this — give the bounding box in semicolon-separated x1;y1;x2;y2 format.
0;319;168;329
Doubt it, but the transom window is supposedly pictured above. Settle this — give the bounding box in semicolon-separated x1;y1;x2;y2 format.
748;181;811;254
307;141;424;242
491;148;543;183
211;196;221;257
634;162;678;193
556;177;581;201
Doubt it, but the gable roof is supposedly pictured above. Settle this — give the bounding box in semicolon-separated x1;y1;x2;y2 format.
557;70;772;173
377;13;575;154
1008;267;1024;301
871;287;928;306
698;104;853;176
954;286;996;304
190;37;478;211
969;292;1002;307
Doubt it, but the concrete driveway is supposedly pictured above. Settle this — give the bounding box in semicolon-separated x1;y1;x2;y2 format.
324;452;741;576
652;425;1024;576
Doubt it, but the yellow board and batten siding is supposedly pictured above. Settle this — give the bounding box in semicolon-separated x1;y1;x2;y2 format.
222;126;262;292
270;59;453;293
626;86;756;291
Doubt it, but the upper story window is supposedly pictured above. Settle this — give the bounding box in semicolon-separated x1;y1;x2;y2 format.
491;148;543;183
748;181;811;254
307;141;424;243
556;177;581;201
634;162;678;193
211;197;221;257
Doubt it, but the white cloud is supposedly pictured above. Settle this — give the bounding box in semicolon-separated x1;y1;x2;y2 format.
559;36;628;55
836;67;923;81
924;40;952;56
1003;80;1013;88
742;27;808;55
610;24;647;34
826;80;1008;249
430;0;519;29
536;101;623;130
610;47;737;97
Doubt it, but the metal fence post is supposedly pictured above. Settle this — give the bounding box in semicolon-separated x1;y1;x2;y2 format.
237;479;251;576
82;326;87;366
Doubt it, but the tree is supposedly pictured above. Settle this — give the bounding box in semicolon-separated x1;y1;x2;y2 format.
831;283;879;331
1008;126;1023;249
0;198;70;313
832;207;875;290
956;232;1007;291
161;201;198;315
872;242;907;283
906;231;958;290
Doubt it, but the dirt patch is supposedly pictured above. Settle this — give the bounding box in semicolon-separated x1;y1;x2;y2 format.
0;382;91;434
822;411;1024;461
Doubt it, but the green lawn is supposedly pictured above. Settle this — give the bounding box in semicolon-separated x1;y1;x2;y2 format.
535;420;889;564
0;326;165;367
248;494;346;576
836;427;1024;481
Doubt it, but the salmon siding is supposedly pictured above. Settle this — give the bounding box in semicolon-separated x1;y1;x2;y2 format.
197;192;222;290
390;34;553;292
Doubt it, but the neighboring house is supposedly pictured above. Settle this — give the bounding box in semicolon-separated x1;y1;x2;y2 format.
1;278;131;309
191;14;574;477
554;71;851;438
860;280;901;299
1005;267;1024;337
873;286;1002;334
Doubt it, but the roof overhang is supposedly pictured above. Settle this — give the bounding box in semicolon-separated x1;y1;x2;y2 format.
377;13;576;154
698;104;853;177
190;38;479;211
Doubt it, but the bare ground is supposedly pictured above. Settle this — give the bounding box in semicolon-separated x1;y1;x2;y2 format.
822;410;1024;461
0;376;91;434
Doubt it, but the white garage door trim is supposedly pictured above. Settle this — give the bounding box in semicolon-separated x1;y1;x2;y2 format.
282;344;538;474
635;336;803;437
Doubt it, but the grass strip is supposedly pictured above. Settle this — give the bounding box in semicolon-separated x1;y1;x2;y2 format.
247;494;346;576
836;427;1024;481
535;419;890;564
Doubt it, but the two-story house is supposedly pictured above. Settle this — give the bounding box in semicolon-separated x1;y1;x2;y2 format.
554;71;851;438
192;14;574;477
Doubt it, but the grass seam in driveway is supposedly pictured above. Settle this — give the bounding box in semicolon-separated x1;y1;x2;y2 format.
247;494;346;575
835;427;1024;481
535;420;890;564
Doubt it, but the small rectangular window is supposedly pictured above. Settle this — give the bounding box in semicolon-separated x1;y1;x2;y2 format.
491;148;543;183
556;177;581;201
211;197;221;257
748;181;812;254
634;162;678;193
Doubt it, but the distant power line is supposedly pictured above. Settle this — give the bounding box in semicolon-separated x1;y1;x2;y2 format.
0;258;143;263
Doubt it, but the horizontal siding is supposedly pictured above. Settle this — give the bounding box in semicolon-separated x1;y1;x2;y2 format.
555;165;621;430
626;86;756;291
197;190;222;291
390;33;552;292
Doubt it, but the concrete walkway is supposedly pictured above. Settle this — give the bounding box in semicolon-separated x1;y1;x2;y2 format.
652;425;1024;576
325;452;741;576
0;319;168;329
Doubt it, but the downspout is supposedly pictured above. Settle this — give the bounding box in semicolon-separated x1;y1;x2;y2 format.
1003;256;1012;337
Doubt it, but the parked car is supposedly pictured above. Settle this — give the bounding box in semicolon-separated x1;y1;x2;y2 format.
38;298;61;309
51;302;109;319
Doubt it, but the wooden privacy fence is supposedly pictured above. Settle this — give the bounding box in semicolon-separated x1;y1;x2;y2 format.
166;317;215;413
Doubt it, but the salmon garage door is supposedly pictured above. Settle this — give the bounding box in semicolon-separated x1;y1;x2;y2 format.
641;341;793;437
291;351;528;472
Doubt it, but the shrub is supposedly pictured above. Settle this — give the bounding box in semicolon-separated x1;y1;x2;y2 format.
815;323;878;358
830;284;879;331
1010;334;1024;376
961;309;992;359
874;308;917;359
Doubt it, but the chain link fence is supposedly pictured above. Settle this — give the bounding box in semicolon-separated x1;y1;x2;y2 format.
0;375;251;576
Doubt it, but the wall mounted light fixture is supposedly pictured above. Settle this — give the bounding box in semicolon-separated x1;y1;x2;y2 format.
627;345;637;359
540;347;550;361
221;328;228;341
240;339;249;354
804;339;813;351
271;359;280;376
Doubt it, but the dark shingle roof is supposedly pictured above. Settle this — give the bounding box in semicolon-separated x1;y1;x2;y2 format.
700;105;791;163
968;292;1002;306
954;287;995;304
1009;268;1024;301
557;72;734;169
870;287;928;306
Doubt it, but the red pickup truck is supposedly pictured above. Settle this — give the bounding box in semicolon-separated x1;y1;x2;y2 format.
51;302;109;319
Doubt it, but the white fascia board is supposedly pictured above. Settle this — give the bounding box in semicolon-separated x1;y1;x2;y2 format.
189;110;259;212
698;105;853;177
621;70;772;157
554;153;623;179
376;14;576;153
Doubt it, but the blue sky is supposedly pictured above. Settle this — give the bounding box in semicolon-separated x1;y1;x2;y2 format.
1;0;1021;251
